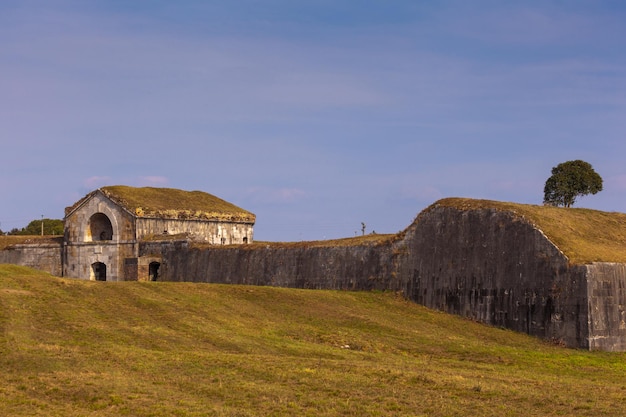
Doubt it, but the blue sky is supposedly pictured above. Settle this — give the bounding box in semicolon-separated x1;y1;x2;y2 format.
1;1;625;240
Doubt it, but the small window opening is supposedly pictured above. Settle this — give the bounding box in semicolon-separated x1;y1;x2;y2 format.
243;236;248;244
149;262;160;282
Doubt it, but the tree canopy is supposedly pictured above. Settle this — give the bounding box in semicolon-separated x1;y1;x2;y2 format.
8;219;64;236
543;160;603;207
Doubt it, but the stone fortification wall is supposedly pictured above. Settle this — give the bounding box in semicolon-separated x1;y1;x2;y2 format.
395;205;590;348
0;241;63;277
64;242;137;281
585;263;626;351
136;218;253;245
140;241;404;292
141;204;592;347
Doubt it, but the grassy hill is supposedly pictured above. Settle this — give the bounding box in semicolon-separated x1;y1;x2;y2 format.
2;265;626;416
435;198;626;264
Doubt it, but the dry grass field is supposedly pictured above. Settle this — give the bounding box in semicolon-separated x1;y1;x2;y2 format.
2;264;626;416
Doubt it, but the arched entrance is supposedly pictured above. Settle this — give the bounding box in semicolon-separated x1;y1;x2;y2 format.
92;262;107;281
89;213;113;241
149;262;160;281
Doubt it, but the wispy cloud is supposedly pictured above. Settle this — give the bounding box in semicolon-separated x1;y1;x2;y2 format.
136;176;170;187
82;176;112;189
244;187;307;205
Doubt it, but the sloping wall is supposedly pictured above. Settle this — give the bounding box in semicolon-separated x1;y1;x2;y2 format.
396;204;590;348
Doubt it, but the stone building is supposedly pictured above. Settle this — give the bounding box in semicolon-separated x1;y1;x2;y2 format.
63;186;255;282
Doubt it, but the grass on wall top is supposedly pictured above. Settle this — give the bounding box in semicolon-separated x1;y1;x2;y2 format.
0;236;63;250
434;197;626;264
194;233;398;249
229;197;626;263
100;185;256;223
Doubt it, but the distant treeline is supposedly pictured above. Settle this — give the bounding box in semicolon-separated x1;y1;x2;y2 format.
1;219;63;236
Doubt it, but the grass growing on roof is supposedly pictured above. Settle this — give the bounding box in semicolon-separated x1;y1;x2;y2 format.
2;264;626;416
100;185;256;222
434;198;626;264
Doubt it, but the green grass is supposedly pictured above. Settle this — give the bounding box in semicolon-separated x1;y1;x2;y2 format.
435;198;626;264
3;264;626;416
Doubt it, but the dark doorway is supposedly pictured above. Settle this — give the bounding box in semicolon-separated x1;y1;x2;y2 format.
92;262;107;281
149;262;160;281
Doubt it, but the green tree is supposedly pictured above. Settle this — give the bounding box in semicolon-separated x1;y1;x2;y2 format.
9;219;64;236
543;160;603;207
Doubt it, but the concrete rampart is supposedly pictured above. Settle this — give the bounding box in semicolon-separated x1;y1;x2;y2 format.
396;205;590;348
138;204;596;348
585;263;626;351
140;240;405;291
0;240;63;277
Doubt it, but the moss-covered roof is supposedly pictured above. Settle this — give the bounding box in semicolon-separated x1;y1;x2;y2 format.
432;197;626;264
98;186;255;223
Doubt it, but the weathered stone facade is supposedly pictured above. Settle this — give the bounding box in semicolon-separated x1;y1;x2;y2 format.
585;263;626;351
62;186;255;281
64;190;137;281
0;239;63;277
396;205;590;349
